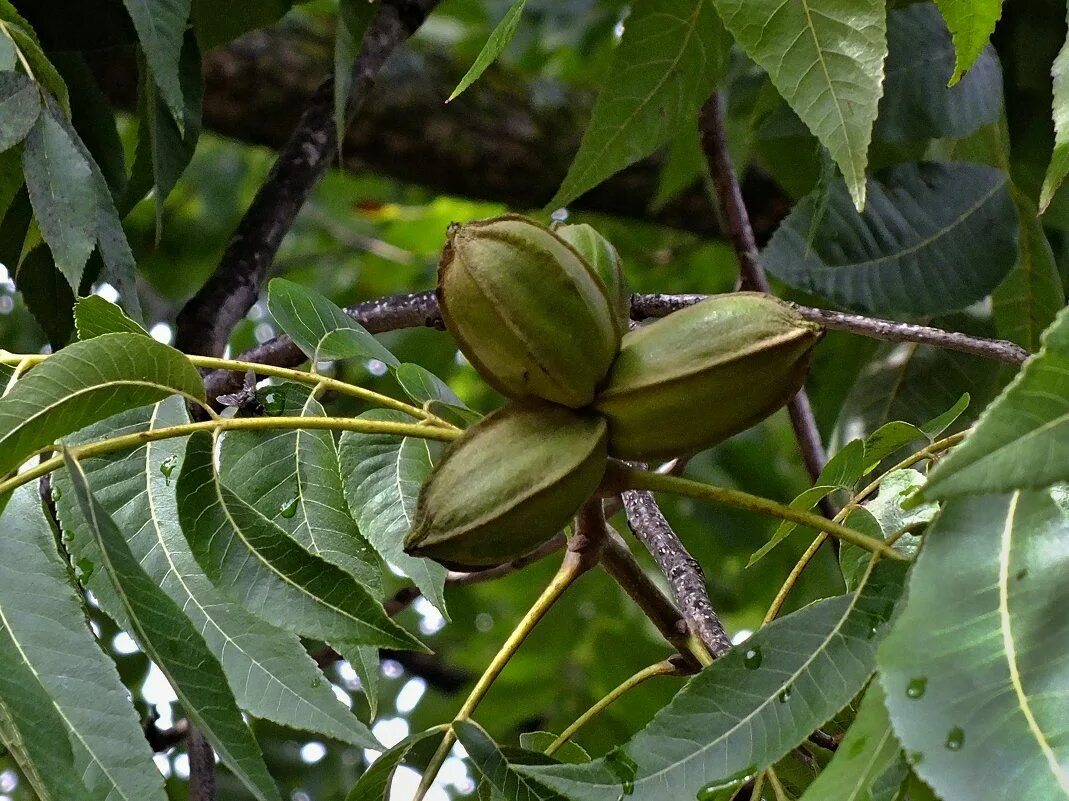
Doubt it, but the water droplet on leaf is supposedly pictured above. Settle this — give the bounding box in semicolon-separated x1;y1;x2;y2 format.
743;646;762;670
279;496;299;519
906;677;927;699
908;750;924;765
945;727;964;751
159;455;178;484
777;685;792;703
695;767;757;801
310;676;323;689
51;485;62;501
263;391;286;416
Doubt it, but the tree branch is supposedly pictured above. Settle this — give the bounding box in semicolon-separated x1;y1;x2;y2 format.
621;486;732;658
174;0;440;356
187;727;216;801
699;91;832;501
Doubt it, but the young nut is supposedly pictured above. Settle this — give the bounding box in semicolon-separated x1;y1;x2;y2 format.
437;214;621;408
404;401;608;570
554;222;631;335
592;293;824;460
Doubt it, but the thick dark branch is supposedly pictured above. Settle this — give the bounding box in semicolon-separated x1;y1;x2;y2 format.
92;24;791;238
621;487;732;658
187;728;216;801
203;289;1030;403
174;0;439;356
699;91;831;496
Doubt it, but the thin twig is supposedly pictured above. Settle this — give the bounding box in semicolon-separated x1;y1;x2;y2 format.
204;288;1028;401
620;483;732;658
175;0;440;357
187;727;216;801
699;91;833;513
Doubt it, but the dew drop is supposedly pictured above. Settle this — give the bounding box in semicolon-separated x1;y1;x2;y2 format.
695;767;756;801
906;677;927;699
945;727;965;751
743;646;763;670
908;750;924;765
279;496;299;519
263;391;286;416
159;455;178;484
777;685;792;703
51;484;62;501
310;676;323;689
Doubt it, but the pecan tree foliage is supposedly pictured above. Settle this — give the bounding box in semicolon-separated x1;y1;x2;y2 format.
0;1;1067;800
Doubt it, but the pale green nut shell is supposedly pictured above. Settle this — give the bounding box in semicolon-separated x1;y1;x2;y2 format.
437;214;621;408
404;401;608;570
554;222;631;334
593;293;824;460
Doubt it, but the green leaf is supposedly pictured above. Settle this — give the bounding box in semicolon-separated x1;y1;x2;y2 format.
54;399;381;749
334;0;377;159
934;0;1004;87
14;245;75;347
0;71;40;151
548;0;730;209
514;559;909;801
0;485;166;801
75;295;150;338
863;423;924;473
918;392;970;440
992;193;1063;352
0;332;204;477
345;726;446;801
120;0;191;126
875;3;1001;143
714;0;886;210
176;431;423;650
267;277;398;366
339;409;448;614
126;30;202;233
456;719;569;801
220;390;382;589
22;103;96;288
0;30;15;70
878;490;1069;800
190;0;293;49
1041;8;1069;212
64;451;281;801
449;0;528;101
760;162;1017;315
518;732;591;764
797;684;899;801
748;439;864;566
0;624;95;801
337;642;380;720
923;306;1069;497
651;120;705;211
0;19;69;113
396;362;464;407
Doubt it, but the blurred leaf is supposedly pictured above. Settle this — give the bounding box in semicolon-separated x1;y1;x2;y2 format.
0;331;203;477
339;409;448;613
22;102;96;288
879;489;1069;801
120;0;190;126
190;0;292;49
0;485;166;801
267;277;398;365
863;423;924;474
876;3;1001;143
514;559;909;801
651;120;705;211
548;0;730;209
924;306;1069;497
449;0;528;102
1041;7;1069;212
934;0;1004;86
65;451;281;801
334;0;377;160
126;30;202;233
0;71;39;151
55;399;381;749
761;162;1017;315
396;362;464;407
0;30;14;69
14;245;75;346
74;295;149;338
797;684;899;801
339;643;380;720
176;431;422;650
456;719;568;801
0;7;69;112
869;756;910;801
992;193;1063;352
344;726;445;801
714;0;886;210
